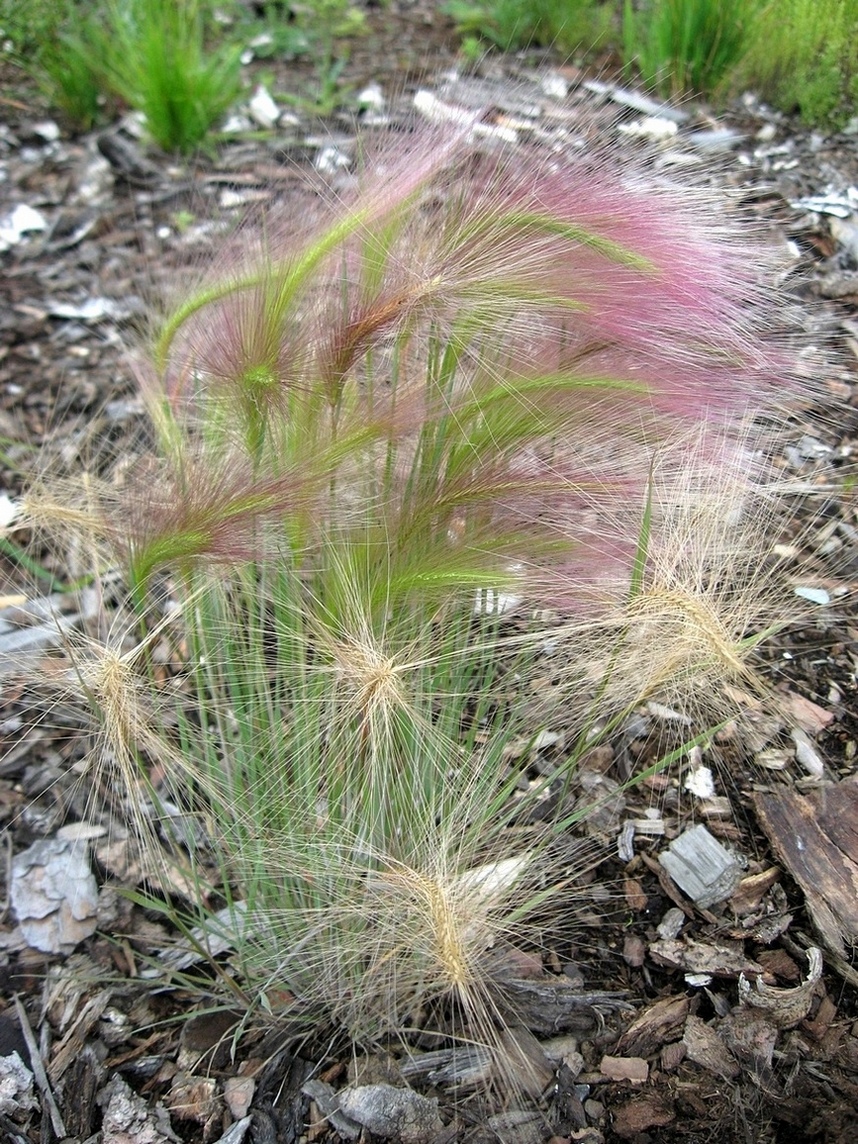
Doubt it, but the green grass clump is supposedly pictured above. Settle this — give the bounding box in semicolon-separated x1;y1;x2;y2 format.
0;0;107;130
101;0;243;153
443;0;613;55
0;0;61;65
622;0;760;97
1;0;242;150
736;0;858;130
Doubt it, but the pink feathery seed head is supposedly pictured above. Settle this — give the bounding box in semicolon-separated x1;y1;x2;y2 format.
113;453;326;579
311;275;440;405
170;278;319;417
495;465;651;616
147;125;482;408
426;142;788;417
321;116;480;230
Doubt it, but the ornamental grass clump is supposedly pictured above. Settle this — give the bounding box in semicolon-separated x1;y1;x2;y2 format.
17;122;801;1081
531;432;803;733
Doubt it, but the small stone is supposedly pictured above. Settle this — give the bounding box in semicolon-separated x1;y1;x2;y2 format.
337;1084;443;1144
248;85;280;129
223;1077;255;1120
0;204;48;248
657;907;686;941
791;727;825;777
684;764;715;799
794;586;831;605
0;1052;37;1116
617;116;678;142
540;73;568;100
357;83;385;111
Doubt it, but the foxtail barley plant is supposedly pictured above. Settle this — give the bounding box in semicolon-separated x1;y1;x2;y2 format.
15;118;805;1089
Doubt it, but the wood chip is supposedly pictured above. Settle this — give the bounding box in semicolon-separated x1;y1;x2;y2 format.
729;866;781;914
738;947;822;1028
660;1041;686;1070
779;690;835;734
649;937;764;979
753;787;858;959
659;824;742;908
599;1055;648;1083
499;1025;555;1096
48;989;112;1082
611;1093;675;1138
682;1014;739;1079
615;995;689;1057
810;783;858;865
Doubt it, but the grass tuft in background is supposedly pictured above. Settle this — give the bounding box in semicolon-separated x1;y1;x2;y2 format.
734;0;858;131
621;0;760;97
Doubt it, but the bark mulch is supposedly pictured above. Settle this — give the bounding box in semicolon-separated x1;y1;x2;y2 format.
2;9;858;1143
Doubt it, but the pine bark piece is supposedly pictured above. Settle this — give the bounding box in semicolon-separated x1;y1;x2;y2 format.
98;1074;179;1144
738;947;822;1028
729;866;781;914
498;1025;555;1096
611;1093;676;1139
497;978;632;1035
648;937;763;979
336;1084;443;1144
10;838;99;954
599;1055;648;1083
48;990;112;1082
681;1015;740;1080
753;787;858;959
615;995;689;1058
810;783;858;866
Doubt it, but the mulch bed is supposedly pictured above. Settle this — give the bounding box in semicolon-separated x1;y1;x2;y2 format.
2;7;858;1142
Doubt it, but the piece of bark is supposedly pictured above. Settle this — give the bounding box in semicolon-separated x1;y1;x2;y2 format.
611;1093;675;1139
13;996;66;1139
729;867;781;914
498;1026;555;1097
753;788;858;959
622;933;646;968
336;1084;444;1144
98;1074;179;1144
649;937;764;979
623;877;648;912
599;1055;648;1083
738;947;822;1028
615;995;689;1057
498;978;631;1035
660;1041;686;1071
756;948;801;983
804;994;838;1041
810;783;858;866
719;1012;778;1087
48;993;112;1090
779;690;834;734
166;1073;221;1129
681;1015;740;1080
